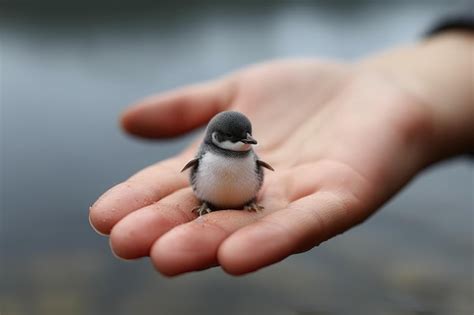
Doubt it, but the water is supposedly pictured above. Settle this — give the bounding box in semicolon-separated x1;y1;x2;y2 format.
1;1;473;314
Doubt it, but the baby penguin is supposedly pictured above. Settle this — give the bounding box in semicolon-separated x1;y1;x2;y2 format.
181;111;274;216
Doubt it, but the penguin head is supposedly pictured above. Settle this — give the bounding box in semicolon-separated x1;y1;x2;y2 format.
204;111;257;152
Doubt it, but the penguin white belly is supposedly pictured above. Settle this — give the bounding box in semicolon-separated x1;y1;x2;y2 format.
194;151;259;208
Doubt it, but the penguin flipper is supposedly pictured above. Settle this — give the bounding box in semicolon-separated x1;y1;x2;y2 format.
257;160;274;171
181;158;199;172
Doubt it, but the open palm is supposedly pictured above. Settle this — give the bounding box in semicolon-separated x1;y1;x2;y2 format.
90;59;429;275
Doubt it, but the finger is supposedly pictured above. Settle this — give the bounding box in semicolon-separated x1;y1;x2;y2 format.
109;188;198;259
121;79;235;138
150;211;259;276
149;183;288;276
89;156;189;235
218;190;371;275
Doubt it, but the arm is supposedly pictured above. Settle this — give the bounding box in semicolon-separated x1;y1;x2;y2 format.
361;31;473;160
89;31;473;276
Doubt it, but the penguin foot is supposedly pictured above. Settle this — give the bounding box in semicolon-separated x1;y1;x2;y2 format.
192;202;213;216
244;202;264;212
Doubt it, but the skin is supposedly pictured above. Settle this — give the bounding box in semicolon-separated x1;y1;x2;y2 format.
89;31;473;276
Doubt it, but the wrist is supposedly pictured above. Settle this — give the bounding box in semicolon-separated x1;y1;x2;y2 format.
358;31;474;162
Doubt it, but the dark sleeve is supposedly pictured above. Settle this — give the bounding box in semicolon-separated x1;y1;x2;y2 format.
425;13;474;36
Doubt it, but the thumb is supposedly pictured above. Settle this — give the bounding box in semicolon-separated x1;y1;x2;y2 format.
121;79;234;138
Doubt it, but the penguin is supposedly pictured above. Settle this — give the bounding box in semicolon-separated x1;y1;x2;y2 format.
181;111;274;216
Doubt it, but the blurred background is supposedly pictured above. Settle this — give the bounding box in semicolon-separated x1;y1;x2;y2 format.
1;1;473;314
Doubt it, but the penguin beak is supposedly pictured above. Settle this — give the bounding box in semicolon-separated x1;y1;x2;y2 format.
241;133;257;145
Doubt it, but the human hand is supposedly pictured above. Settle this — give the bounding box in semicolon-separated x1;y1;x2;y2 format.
89;33;473;276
